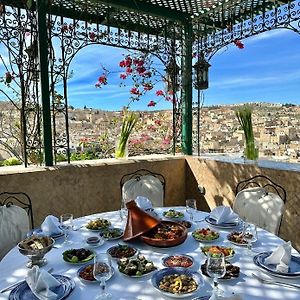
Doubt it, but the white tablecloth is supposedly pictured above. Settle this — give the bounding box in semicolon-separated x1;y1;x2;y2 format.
0;207;300;300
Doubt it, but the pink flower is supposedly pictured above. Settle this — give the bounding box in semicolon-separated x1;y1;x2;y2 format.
137;60;144;66
147;100;156;107
125;57;132;67
130;87;140;95
234;39;244;49
143;71;152;77
126;67;133;74
137;66;146;74
155;120;161;126
120;73;127;79
89;32;96;41
156;90;164;96
62;25;68;32
119;60;126;68
98;75;107;85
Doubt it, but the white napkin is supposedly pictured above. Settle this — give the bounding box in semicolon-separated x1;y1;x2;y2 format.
26;266;61;300
209;293;243;300
135;196;153;211
210;206;239;224
264;241;292;273
41;215;62;235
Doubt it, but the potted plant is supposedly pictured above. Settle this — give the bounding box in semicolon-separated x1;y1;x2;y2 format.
115;111;138;158
235;105;258;161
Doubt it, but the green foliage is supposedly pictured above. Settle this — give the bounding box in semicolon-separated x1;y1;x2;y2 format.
56;153;68;162
2;157;22;166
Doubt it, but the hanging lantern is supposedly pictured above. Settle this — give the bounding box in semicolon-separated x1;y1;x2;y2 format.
193;52;211;90
165;59;180;92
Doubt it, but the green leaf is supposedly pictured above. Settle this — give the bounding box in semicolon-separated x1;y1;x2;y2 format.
26;0;33;9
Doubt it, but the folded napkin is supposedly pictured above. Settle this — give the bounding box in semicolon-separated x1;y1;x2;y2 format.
26;266;61;300
210;206;239;225
135;196;153;211
209;293;243;300
41;215;62;236
264;241;292;273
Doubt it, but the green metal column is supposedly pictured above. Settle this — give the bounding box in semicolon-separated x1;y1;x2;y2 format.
181;21;193;155
37;0;53;166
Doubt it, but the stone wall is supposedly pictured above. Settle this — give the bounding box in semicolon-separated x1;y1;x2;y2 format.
186;156;300;251
1;154;299;251
0;155;186;225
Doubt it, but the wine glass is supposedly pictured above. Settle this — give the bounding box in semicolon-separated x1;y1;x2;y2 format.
243;223;258;252
60;213;73;244
119;198;128;221
206;252;226;296
93;253;113;300
186;199;197;221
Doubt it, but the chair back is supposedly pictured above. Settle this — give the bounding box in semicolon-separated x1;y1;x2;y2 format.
0;205;30;260
0;192;34;229
120;169;165;207
233;175;286;235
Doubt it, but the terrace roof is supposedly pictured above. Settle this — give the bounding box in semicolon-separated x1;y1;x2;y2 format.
3;0;289;39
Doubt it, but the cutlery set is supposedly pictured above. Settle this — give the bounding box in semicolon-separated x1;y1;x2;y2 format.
252;273;300;289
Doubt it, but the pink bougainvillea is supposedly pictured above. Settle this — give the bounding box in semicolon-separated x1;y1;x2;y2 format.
233;39;244;49
147;100;156;107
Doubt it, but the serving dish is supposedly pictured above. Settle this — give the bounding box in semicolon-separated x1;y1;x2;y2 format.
201;246;235;259
8;275;75;300
163;209;184;219
85;218;111;231
107;244;138;259
100;228;124;240
253;252;300;278
77;263;115;283
62;248;95;264
27;228;64;239
141;221;187;247
118;255;157;277
17;236;54;268
227;231;250;246
151;267;204;298
162;254;194;268
192;228;219;242
201;260;240;280
176;220;192;229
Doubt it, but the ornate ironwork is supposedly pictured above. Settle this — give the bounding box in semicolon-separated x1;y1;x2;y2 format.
0;5;42;166
0;0;299;165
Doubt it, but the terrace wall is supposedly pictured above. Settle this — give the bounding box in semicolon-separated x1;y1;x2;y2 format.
0;155;299;250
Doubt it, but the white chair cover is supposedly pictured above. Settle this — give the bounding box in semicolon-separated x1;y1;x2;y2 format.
122;174;164;207
0;205;29;260
233;187;284;235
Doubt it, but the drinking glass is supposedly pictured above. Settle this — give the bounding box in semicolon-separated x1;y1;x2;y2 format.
243;223;258;252
186;199;197;221
60;213;73;244
206;252;226;296
119;198;128;221
93;253;113;300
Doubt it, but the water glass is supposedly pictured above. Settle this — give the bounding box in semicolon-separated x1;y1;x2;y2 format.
186;199;197;221
119;199;128;221
60;213;73;244
206;252;226;296
243;223;258;252
93;253;113;300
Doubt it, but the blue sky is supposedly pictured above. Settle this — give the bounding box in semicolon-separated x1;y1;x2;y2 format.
1;28;299;111
66;28;300;110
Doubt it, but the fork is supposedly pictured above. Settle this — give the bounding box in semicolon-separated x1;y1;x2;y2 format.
252;273;300;289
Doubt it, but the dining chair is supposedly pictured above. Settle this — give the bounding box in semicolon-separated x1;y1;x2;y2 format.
0;192;33;260
120;169;165;207
233;175;286;235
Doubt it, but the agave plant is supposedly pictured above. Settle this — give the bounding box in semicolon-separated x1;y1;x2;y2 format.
235;105;258;160
115;111;138;158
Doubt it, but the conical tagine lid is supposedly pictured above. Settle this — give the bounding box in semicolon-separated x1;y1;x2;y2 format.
123;200;160;241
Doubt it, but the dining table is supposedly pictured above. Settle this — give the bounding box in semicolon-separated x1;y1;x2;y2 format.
0;207;300;300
